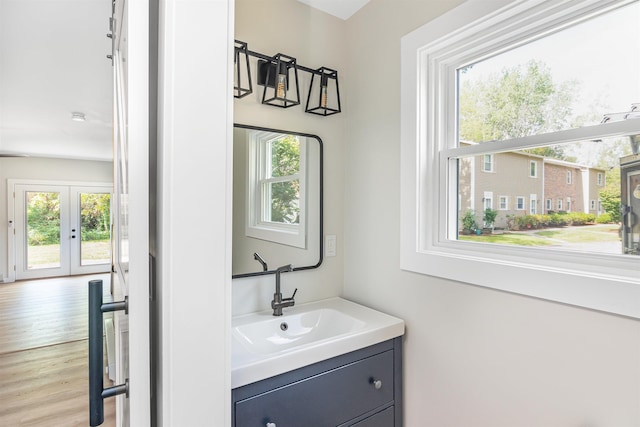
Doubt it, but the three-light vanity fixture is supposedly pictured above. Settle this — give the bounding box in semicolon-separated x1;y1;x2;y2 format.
234;40;341;116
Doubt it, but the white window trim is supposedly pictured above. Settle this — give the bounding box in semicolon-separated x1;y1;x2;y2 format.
246;131;307;248
516;196;525;210
483;154;494;172
529;160;538;178
499;195;508;210
530;194;537;214
400;0;640;318
567;170;572;184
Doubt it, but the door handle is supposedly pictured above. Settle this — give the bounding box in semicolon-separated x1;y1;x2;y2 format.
89;279;129;426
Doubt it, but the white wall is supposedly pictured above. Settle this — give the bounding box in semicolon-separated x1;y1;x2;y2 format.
342;1;640;426
156;0;233;425
232;0;346;315
0;157;112;280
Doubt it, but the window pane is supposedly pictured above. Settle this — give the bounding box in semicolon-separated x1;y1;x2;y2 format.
265;180;300;224
458;1;640;144
269;135;300;178
457;136;636;255
26;191;61;269
80;193;111;266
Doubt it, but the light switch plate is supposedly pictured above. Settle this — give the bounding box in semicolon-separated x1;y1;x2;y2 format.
325;235;337;257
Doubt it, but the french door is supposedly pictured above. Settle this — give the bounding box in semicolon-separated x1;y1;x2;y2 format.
12;182;112;280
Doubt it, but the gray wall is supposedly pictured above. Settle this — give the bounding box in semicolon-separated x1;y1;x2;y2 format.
0;157;112;280
343;1;640;426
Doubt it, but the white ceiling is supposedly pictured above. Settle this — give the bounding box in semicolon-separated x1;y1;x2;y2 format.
0;0;113;161
296;0;370;20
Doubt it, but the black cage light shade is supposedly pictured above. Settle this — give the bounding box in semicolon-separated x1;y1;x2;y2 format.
234;40;253;98
261;53;301;108
305;67;341;116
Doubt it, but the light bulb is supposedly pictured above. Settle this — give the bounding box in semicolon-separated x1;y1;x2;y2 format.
276;74;286;99
633;184;640;199
320;85;328;108
320;74;329;109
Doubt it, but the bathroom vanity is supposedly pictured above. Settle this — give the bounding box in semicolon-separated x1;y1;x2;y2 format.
232;337;401;426
231;298;404;427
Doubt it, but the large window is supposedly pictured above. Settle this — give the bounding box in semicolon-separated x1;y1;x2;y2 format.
401;0;640;317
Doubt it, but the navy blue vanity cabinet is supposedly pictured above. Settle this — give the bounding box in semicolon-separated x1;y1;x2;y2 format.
232;337;403;427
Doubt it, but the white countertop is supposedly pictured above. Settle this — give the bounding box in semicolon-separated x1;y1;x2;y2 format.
231;297;405;388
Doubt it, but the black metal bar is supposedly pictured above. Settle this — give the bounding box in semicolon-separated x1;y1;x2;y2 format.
102;380;129;399
89;279;105;427
245;48;320;75
101;298;128;314
88;280;130;427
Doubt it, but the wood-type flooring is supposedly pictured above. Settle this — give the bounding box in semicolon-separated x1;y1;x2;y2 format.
0;275;115;427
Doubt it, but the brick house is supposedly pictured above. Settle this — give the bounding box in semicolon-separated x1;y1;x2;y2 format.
459;143;605;229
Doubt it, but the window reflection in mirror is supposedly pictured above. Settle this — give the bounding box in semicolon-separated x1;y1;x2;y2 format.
232;125;323;278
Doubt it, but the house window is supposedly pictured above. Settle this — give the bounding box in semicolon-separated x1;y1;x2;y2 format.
567;197;572;212
597;172;605;186
546;199;552;212
247;131;307;248
499;196;508;210
590;200;596;210
483;191;493;210
557;199;563;211
401;0;640;317
567;170;572;184
483;154;494;172
530;194;537;214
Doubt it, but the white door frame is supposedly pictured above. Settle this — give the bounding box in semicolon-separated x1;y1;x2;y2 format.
157;0;232;425
112;0;151;425
7;179;112;282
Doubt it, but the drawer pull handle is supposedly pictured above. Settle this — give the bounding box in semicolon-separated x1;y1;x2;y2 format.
370;378;383;390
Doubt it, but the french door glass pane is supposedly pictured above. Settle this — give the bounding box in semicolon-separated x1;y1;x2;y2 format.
26;191;61;270
80;193;111;266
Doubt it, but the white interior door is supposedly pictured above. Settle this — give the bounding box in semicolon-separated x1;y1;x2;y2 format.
12;182;112;280
110;0;151;424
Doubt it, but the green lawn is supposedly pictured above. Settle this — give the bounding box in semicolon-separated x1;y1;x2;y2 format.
28;240;111;269
534;225;619;243
459;224;620;250
459;233;554;246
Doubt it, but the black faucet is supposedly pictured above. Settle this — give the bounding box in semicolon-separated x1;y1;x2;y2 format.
253;252;268;271
271;264;297;316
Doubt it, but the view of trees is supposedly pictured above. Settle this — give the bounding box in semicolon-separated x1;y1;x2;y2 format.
26;192;110;246
27;192;61;245
80;193;111;241
459;60;578;145
268;135;300;224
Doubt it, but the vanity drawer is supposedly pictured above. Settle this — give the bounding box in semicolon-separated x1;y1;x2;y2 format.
234;350;394;427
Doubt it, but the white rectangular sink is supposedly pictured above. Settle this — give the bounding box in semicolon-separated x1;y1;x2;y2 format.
231;297;404;388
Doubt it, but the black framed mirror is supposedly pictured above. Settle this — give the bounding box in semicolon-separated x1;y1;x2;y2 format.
232;124;323;278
